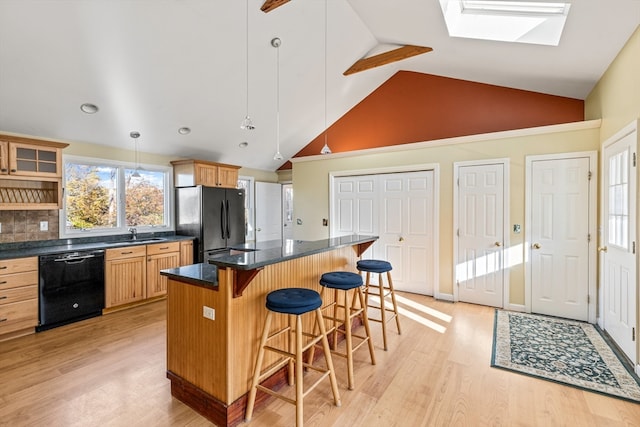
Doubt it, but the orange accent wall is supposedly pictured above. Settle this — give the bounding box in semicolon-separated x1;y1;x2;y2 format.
280;70;584;170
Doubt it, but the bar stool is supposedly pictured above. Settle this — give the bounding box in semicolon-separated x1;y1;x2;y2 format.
313;271;376;390
245;288;341;427
357;259;401;351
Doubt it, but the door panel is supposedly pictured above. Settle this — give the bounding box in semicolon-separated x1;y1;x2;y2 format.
530;157;590;321
255;182;282;242
333;171;435;295
602;130;637;363
457;163;505;307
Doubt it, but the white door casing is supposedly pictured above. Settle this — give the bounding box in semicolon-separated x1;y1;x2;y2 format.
282;183;294;240
529;157;591;321
255;181;282;242
454;161;507;308
601;123;637;365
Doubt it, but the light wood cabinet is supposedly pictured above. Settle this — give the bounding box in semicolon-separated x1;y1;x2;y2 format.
105;246;147;309
0;257;38;341
171;159;239;188
0;141;7;174
146;242;180;299
180;240;194;265
0;135;68;210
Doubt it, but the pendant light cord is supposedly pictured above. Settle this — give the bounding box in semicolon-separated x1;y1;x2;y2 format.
245;0;249;116
324;0;327;148
276;40;280;154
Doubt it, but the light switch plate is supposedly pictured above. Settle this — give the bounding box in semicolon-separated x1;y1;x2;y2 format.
203;306;215;320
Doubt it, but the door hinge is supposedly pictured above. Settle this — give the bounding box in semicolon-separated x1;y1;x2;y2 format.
587;233;591;242
633;327;636;342
456;280;460;287
633;152;637;167
587;294;590;304
588;171;592;180
457;228;460;237
633;241;636;254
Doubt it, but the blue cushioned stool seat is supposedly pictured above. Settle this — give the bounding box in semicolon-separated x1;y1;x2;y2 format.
357;259;392;273
266;288;322;315
320;271;363;290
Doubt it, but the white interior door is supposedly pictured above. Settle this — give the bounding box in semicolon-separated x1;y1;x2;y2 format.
456;162;505;307
282;183;293;240
602;129;637;363
332;170;437;295
255;181;282;242
376;171;435;295
529;157;591;321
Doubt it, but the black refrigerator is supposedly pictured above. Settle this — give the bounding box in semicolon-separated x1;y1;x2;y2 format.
175;186;246;263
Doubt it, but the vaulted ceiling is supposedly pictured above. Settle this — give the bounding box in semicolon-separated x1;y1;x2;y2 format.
0;0;638;172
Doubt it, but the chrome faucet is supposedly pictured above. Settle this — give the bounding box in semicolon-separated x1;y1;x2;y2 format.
128;227;138;240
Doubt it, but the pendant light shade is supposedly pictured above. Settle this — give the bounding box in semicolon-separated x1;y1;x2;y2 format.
320;0;331;155
240;0;255;130
272;37;283;161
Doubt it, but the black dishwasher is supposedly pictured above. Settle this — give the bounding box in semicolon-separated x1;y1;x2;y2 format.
38;249;105;331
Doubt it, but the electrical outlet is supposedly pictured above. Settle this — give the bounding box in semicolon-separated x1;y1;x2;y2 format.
203;306;215;320
40;221;48;231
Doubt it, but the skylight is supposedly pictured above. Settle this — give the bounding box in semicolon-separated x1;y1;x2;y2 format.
439;0;571;46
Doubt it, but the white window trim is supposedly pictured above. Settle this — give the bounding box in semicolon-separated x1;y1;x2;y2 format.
60;154;174;238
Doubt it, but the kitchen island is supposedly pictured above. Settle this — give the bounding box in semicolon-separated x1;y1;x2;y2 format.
161;234;377;427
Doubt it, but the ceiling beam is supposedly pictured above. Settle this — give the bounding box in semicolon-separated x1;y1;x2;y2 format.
261;0;291;13
343;45;433;76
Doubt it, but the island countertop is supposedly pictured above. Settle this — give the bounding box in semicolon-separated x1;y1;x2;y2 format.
208;234;378;270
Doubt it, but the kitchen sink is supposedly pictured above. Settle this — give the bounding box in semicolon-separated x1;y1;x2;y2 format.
103;237;166;245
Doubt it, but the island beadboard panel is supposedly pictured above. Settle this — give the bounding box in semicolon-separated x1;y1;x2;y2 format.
166;245;357;407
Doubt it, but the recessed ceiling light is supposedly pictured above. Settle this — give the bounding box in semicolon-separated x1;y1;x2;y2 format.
80;103;99;114
178;127;191;135
440;0;571;46
239;141;249;148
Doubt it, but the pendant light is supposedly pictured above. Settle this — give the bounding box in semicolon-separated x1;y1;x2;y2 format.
320;0;332;155
130;131;141;178
240;0;255;130
272;37;283;161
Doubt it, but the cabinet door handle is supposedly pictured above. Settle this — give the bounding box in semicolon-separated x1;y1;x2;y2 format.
0;318;7;323
0;280;6;284
121;251;133;255
10;169;16;173
0;296;7;300
0;266;6;270
0;168;7;172
159;246;169;250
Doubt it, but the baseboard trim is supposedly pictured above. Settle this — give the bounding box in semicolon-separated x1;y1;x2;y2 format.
435;292;454;302
506;303;525;312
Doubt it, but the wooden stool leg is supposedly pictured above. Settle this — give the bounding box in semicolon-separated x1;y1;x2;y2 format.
316;308;341;406
357;287;376;365
344;288;355;390
387;271;401;335
295;315;304;427
245;311;273;422
288;314;295;385
378;273;389;351
331;288;339;349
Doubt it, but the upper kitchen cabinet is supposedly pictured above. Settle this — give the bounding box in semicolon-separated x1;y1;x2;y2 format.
0;135;68;210
171;159;239;188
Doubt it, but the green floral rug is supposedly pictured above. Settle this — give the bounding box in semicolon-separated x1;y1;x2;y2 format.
491;310;640;403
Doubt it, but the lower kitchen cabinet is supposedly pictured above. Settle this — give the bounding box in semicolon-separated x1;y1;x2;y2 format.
180;239;194;265
0;256;38;341
146;242;180;298
105;245;147;309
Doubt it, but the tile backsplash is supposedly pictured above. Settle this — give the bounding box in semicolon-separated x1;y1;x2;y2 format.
0;210;59;243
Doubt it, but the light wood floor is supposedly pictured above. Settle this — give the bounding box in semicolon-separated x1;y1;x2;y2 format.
1;294;640;427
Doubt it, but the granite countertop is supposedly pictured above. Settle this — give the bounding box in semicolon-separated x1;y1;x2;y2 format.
208;234;378;270
160;234;377;291
0;233;194;260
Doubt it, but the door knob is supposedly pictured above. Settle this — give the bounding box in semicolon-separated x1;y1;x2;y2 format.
399;236;405;242
598;246;608;253
532;243;541;249
494;242;502;247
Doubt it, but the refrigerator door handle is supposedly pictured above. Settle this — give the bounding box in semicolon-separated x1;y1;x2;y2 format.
225;200;231;239
220;200;227;239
